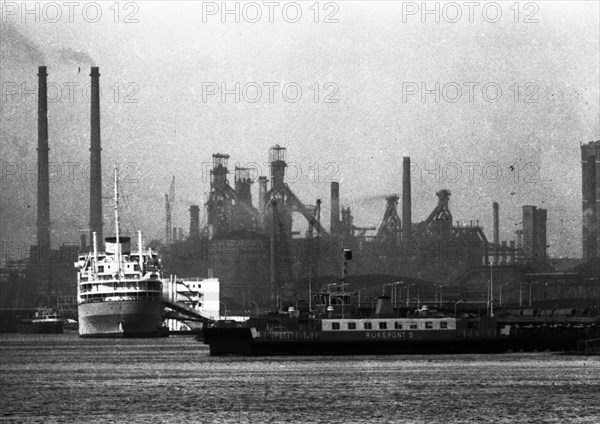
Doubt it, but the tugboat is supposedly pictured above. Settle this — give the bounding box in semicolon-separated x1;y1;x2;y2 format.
74;168;164;337
203;250;510;355
30;307;64;334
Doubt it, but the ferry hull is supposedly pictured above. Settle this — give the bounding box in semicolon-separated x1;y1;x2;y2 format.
78;300;164;338
203;328;509;356
204;325;600;356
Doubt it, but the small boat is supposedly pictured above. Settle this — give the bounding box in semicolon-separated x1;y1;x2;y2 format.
30;307;64;334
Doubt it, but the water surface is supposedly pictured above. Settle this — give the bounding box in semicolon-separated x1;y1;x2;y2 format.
1;334;598;423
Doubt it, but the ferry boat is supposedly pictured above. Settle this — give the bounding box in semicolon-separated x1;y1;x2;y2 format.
203;249;510;355
74;168;164;337
203;283;509;356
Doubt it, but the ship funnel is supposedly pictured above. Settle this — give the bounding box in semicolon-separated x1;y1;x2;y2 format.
104;236;131;255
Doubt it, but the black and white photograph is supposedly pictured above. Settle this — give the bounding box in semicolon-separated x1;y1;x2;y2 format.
1;1;599;422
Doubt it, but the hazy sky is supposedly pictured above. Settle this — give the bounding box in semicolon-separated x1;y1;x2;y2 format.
1;1;599;261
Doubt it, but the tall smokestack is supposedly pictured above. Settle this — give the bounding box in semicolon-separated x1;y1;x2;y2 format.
258;176;268;220
330;182;339;234
534;208;547;261
493;202;499;263
89;67;103;244
37;66;50;256
522;205;537;258
402;157;412;239
596;147;600;259
189;205;200;238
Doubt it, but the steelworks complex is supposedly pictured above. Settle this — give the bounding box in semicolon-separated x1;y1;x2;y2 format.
1;67;599;316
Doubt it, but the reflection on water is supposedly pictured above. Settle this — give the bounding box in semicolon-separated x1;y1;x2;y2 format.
0;334;598;423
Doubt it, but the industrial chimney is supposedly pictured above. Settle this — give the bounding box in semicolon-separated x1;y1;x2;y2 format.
493;202;499;264
234;167;253;205
37;66;50;256
402;157;412;240
330;182;340;235
269;145;287;191
189;205;200;238
89;67;103;244
597;147;600;259
258;176;268;217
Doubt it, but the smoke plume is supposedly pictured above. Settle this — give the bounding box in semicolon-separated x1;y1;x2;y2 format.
0;23;46;64
57;48;96;66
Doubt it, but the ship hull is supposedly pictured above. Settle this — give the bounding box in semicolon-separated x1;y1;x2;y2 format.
78;299;164;338
31;320;64;334
204;325;600;356
5;320;65;334
203;328;509;356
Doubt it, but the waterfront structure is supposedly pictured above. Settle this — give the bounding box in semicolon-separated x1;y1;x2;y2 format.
163;277;220;331
582;140;600;262
522;205;547;261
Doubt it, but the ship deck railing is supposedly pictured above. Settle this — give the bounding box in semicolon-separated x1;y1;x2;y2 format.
257;329;500;340
79;291;162;302
457;329;498;338
259;331;321;341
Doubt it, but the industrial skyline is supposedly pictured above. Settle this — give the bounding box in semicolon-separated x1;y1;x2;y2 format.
1;2;599;260
1;5;599;424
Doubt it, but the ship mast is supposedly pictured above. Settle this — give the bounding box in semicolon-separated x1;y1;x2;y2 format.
138;230;143;273
114;166;121;277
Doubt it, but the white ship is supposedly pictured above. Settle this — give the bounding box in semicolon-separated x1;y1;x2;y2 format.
74;168;164;337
